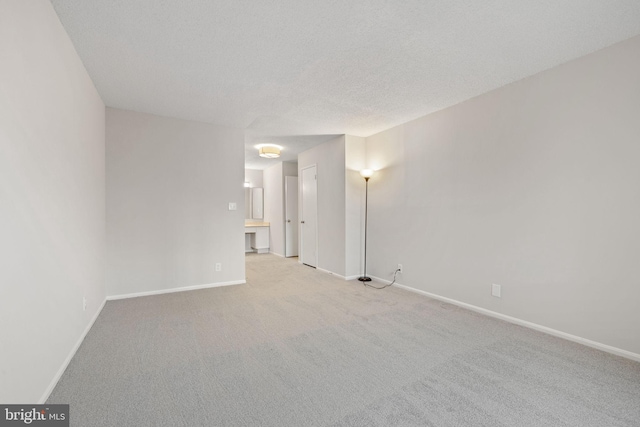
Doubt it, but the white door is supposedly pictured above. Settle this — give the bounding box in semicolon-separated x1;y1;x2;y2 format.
300;166;317;267
285;176;299;257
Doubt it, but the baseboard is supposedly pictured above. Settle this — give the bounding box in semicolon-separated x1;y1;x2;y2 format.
39;298;107;403
316;267;360;281
316;267;348;280
369;275;640;363
106;279;246;301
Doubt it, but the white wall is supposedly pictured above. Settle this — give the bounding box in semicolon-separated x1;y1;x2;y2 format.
282;162;298;181
365;35;640;355
106;108;245;297
0;1;105;403
244;169;263;189
299;136;348;276
345;136;366;278
264;163;284;255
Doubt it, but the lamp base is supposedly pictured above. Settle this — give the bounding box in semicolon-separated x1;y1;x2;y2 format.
358;276;372;282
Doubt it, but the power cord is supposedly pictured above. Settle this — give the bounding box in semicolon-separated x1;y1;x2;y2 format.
363;268;401;290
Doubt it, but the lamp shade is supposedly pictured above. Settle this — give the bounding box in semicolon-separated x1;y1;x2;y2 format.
259;146;281;158
360;169;375;179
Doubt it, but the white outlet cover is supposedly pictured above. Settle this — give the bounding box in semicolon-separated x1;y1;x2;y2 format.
228;202;237;211
492;284;501;298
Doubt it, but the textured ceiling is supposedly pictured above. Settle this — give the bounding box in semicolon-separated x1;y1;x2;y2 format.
51;0;640;168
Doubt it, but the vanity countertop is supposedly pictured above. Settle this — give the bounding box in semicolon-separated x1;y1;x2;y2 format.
245;222;270;227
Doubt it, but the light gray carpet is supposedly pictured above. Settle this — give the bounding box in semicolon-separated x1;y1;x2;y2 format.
48;254;640;426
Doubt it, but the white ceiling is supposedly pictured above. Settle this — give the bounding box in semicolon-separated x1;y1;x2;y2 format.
51;0;640;168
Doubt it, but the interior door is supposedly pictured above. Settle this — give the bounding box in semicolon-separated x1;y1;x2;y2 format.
300;165;317;267
285;176;299;257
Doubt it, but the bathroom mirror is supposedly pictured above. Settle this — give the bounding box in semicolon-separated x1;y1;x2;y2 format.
245;187;263;220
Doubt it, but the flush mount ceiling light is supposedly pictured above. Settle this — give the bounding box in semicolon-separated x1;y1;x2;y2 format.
257;145;281;158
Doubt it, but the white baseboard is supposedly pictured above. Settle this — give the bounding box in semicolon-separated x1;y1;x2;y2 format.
316;267;360;281
106;280;245;301
317;267;348;280
269;251;285;257
39;298;107;403
369;275;640;363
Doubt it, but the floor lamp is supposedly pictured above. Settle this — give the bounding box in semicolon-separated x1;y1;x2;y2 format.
358;169;374;282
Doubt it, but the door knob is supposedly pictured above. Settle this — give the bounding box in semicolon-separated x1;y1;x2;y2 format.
301;221;305;224
287;220;291;223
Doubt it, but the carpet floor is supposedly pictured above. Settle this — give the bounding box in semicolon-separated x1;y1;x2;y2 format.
48;254;640;426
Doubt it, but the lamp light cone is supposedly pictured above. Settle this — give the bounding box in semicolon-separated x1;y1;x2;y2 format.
360;169;374;179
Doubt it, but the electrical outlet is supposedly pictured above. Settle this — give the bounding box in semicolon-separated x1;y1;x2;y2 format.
228;202;237;211
83;297;87;311
397;264;403;273
215;263;222;272
492;284;501;298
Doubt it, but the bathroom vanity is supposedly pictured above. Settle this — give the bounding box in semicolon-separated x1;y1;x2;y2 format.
245;222;270;254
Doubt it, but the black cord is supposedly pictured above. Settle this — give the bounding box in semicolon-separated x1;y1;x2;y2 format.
364;268;400;290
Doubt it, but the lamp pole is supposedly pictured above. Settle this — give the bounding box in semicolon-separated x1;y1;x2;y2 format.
358;169;374;282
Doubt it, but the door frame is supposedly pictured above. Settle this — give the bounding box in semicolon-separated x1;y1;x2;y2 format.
284;175;299;257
